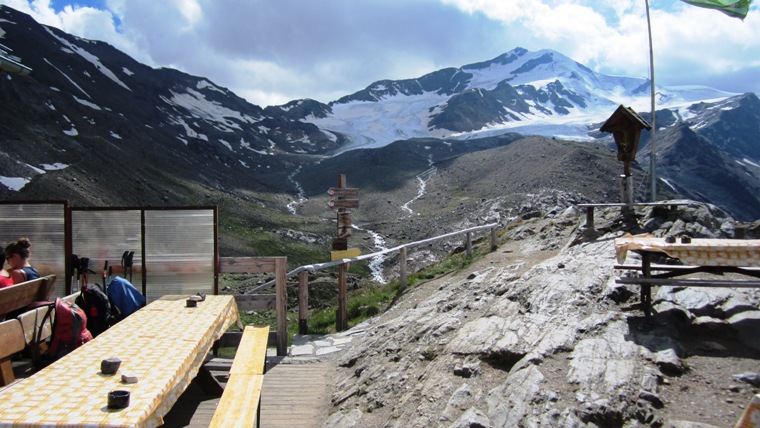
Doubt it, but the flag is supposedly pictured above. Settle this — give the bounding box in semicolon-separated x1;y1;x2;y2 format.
680;0;752;19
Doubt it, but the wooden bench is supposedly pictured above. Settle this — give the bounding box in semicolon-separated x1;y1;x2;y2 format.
0;275;56;319
614;258;760;320
15;293;79;360
0;319;25;386
209;325;269;428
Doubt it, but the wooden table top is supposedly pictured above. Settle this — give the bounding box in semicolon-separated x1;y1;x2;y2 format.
615;234;760;267
0;294;240;428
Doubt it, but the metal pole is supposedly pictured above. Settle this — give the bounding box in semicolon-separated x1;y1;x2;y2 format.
645;0;657;201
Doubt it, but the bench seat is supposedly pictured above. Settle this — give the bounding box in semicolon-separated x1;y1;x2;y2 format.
209;325;269;428
0;275;56;319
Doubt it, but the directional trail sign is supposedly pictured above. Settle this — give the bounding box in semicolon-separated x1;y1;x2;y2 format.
327;187;359;197
331;248;361;261
328;199;360;209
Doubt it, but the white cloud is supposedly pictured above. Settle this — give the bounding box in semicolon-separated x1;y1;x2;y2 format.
4;0;759;106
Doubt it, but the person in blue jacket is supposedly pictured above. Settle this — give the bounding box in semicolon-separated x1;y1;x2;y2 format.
4;237;41;284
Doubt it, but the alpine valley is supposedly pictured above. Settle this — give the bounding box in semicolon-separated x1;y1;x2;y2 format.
1;4;759;263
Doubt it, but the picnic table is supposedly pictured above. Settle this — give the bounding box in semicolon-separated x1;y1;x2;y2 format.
0;294;241;428
614;234;760;320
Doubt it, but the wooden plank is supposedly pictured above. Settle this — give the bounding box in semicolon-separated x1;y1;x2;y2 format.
209;326;269;428
208;374;263;428
614;264;760;272
260;363;332;428
616;277;760;287
0;319;26;386
234;294;276;311
217;331;276;349
0;275;55;317
220;257;285;274
17;305;53;345
229;326;269;375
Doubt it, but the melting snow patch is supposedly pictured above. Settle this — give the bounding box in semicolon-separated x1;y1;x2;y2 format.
161;88;252;130
660;178;677;192
45;27;131;91
122;67;134;76
219;139;233;151
197;80;225;94
110;132;122;139
63;127;78;136
41;163;68;171
73;95;101;110
45;58;90;98
0;176;30;191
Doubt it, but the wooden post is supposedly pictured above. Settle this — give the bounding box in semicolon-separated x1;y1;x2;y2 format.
275;257;288;356
298;270;309;334
585;206;595;231
399;246;408;292
641;252;652;324
466;232;472;257
490;227;497;251
337;263;348;332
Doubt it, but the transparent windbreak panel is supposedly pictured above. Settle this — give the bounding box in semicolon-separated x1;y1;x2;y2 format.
71;210;142;292
144;209;215;301
0;203;66;296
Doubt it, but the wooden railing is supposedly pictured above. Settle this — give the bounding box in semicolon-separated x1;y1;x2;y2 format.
218;257;288;356
248;223;499;334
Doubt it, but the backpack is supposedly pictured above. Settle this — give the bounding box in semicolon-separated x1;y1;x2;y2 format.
35;298;93;366
75;282;112;337
106;276;145;321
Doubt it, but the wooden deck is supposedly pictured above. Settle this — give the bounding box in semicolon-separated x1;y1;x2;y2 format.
162;358;334;427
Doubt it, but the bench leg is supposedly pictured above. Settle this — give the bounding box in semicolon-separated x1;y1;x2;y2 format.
0;358;15;387
195;365;224;397
641;252;653;323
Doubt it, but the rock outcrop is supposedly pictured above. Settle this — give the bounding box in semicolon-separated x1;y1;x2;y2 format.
324;201;760;427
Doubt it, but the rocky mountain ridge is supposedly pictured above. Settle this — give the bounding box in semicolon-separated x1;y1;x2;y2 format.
2;2;760;258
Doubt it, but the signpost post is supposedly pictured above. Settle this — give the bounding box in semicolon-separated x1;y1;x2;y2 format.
328;174;360;332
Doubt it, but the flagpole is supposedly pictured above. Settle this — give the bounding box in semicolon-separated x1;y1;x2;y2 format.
645;0;657;201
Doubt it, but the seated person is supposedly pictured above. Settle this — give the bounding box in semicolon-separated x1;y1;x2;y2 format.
0;254;12;288
4;237;40;284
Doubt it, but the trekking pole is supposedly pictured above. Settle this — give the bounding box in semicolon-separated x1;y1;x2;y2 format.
102;261;109;293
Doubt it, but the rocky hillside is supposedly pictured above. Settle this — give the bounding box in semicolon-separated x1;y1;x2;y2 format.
322;202;760;427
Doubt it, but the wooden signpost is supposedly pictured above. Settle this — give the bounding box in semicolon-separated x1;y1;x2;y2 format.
328;174;360;332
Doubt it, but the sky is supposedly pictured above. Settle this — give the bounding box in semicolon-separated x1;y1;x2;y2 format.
2;0;759;107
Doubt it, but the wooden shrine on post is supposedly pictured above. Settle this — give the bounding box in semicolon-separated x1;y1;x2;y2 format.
328;174;360;332
600;105;651;205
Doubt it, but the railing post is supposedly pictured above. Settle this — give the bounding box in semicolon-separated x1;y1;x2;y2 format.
399;246;407;292
336;264;348;332
490;227;497;251
466;232;472;257
275;257;288;356
298;270;309;334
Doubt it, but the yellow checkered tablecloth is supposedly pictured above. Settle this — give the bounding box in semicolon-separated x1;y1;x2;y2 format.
0;295;240;428
615;234;760;267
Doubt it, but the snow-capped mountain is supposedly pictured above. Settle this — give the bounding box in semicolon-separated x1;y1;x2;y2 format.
285;47;737;152
1;4;760;223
